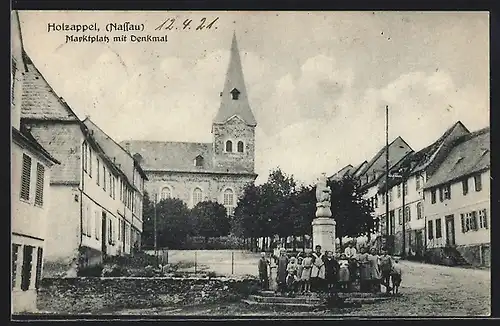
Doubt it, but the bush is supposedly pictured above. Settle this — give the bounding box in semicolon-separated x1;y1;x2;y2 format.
102;264;130;277
181;236;246;250
78;264;104;277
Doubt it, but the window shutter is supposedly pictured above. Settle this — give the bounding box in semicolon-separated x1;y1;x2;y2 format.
20;154;32;200
483;209;488;229
439;188;444;202
472;211;478;230
35;163;45;206
461;214;465;233
35;247;43;289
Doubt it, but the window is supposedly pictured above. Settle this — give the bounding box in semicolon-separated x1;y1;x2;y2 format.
35;247;43;289
103;166;107;191
375;195;379;208
462;179;469;196
474;174;482;192
417;202;423;220
82;142;88;172
34;163;45;206
194;155;204;167
388;188;393;202
389;210;395;235
89;147;92;177
12;244;20;289
21;245;34;291
237;141;244;153
96;158;100;186
230;88;240;100
397;184;401;198
435;218;442;238
428;220;434;240
443;184;451;200
479;209;488;229
95;211;100;239
398;208;403;225
87;205;92;237
416;175;421;190
120;180;123;201
223;188;235;217
381;193;385;205
404;182;408;196
461;212;478;233
405;205;411;222
431;189;436;204
193;188;203;207
225;140;233;152
108;172;112;197
20;154;32;200
161;186;172;200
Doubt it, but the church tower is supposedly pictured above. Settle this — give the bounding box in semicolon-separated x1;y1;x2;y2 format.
212;33;257;174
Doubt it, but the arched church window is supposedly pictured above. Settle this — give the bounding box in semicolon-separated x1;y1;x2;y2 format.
223;188;235;217
160;186;172;200
225;140;233;152
237;141;244;153
230;88;240;100
193;187;203;207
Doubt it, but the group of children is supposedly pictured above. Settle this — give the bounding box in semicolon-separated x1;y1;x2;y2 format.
258;243;403;296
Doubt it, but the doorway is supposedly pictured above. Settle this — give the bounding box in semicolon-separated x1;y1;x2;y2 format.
445;215;455;246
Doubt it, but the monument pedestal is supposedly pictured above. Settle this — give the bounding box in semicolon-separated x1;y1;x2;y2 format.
312;217;336;253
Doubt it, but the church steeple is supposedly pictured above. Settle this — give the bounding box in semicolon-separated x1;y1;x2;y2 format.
213;32;257;127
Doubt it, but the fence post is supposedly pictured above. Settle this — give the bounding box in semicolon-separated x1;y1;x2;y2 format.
195;251;197;274
231;251;234;275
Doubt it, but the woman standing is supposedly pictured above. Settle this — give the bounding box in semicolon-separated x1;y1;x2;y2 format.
311;245;326;292
358;246;370;292
368;247;382;293
277;249;289;294
323;251;339;293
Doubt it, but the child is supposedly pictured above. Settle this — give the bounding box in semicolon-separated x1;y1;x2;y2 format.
379;248;393;294
301;252;313;293
390;257;402;295
258;252;270;290
286;257;299;294
323;251;339;293
297;257;304;293
338;254;350;292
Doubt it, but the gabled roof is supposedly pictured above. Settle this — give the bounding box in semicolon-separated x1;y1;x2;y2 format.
213;32;257;127
411;121;469;174
424;127;490;189
11;11;28;72
21;50;79;122
328;164;353;181
12;126;60;165
83;118;148;182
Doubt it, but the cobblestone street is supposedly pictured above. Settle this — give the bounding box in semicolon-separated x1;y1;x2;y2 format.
113;260;490;317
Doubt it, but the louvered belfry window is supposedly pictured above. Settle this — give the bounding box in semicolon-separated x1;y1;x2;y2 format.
20;154;32;200
35;163;45;206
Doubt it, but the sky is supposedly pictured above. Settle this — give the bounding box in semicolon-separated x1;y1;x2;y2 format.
18;11;489;185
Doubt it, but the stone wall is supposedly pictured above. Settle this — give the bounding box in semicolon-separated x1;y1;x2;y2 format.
37;276;260;313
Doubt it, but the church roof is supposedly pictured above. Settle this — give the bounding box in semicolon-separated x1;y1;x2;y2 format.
213;32;257;127
119;140;249;175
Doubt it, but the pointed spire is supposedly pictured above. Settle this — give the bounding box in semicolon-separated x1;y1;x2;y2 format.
213;32;257;126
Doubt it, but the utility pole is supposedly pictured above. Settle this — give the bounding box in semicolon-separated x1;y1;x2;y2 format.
154;193;158;266
401;171;406;258
385;105;390;248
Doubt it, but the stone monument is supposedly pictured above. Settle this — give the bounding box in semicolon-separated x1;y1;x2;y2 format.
312;173;336;253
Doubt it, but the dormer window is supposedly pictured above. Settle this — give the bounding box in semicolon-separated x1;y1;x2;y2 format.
225;140;233;152
230;88;240;100
237;141;244;153
194;155;204;167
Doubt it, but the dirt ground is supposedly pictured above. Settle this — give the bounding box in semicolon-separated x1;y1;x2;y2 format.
114;257;490;317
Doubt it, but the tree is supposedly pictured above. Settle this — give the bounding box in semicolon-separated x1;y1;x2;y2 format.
233;183;261;251
328;175;375;247
142;192;194;249
191;201;231;244
289;185;316;250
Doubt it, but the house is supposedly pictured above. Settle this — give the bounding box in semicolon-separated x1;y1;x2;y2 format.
329;137;413;248
19;32;146;276
11;10;60;313
122;33;258;215
82;118;148;253
376;121;470;256
423;127;490;267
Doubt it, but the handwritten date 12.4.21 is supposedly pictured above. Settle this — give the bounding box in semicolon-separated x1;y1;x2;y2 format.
155;17;219;31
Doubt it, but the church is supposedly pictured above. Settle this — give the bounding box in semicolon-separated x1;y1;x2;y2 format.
122;33;258;216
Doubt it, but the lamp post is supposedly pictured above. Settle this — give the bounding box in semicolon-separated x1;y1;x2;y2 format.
385;105;390;245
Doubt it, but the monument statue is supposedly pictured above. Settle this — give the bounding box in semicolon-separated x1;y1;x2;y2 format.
312;173;336;253
315;173;332;218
